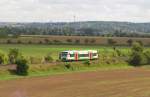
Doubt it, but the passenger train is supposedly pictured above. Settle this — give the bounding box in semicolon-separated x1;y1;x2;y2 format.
59;50;98;61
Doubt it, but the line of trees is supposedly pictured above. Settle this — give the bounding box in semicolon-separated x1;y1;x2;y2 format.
1;26;150;38
1;36;145;46
3;38;97;45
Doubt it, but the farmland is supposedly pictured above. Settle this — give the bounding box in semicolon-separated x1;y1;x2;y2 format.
0;43;149;78
1;1;150;96
0;44;133;80
0;44;130;59
0;68;150;97
0;41;150;97
0;35;150;46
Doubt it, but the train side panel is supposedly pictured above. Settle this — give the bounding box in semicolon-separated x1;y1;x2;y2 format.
60;50;98;61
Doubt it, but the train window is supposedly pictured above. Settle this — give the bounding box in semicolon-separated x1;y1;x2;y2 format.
70;54;75;57
93;53;97;56
79;54;89;57
61;52;68;57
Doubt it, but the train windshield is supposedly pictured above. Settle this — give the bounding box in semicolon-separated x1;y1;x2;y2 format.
61;52;68;57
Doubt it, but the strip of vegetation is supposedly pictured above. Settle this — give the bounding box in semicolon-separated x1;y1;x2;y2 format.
0;63;132;80
0;42;150;80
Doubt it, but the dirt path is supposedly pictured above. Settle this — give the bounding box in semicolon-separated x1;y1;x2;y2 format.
0;68;150;97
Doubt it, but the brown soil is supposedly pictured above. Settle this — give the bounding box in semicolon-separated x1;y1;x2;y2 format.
1;35;150;45
0;68;150;97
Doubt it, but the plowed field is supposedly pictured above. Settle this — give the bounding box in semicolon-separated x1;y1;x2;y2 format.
0;68;150;97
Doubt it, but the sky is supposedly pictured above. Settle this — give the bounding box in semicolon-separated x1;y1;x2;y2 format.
0;0;150;22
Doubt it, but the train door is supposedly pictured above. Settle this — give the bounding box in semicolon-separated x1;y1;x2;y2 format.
75;52;78;61
89;52;92;60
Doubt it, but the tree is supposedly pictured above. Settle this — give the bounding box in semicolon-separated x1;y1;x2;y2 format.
80;28;95;36
136;40;143;46
0;50;7;64
144;51;150;64
44;38;49;44
127;39;133;46
7;39;12;44
83;60;91;66
44;53;53;63
38;41;43;44
131;42;143;52
90;39;96;43
84;39;89;44
16;58;29;76
75;39;80;44
66;39;72;43
28;41;32;44
107;39;117;46
129;42;146;66
8;48;21;64
53;40;60;44
17;40;22;44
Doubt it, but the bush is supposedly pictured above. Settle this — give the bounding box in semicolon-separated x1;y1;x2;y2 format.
90;39;96;43
17;40;22;44
38;41;43;44
56;59;61;62
0;50;7;65
144;51;150;64
84;39;89;44
64;63;71;69
132;42;143;52
44;39;49;44
16;58;29;76
129;42;146;66
136;40;143;46
29;56;43;64
53;40;60;43
107;39;117;46
127;39;133;46
8;48;21;64
129;52;146;66
28;41;32;44
115;49;122;56
7;39;12;44
75;39;80;44
83;60;91;66
44;54;53;63
66;39;72;43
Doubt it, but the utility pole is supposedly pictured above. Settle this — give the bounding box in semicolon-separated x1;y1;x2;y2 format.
73;15;76;34
73;15;76;23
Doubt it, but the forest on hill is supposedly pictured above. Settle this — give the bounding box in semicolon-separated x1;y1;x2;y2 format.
0;21;150;38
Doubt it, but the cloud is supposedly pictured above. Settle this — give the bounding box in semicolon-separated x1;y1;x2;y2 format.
0;0;150;22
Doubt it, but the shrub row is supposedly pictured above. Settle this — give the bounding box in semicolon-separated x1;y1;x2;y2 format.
3;38;145;46
0;49;54;76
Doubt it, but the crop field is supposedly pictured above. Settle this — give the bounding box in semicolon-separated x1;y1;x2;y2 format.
0;44;131;59
0;68;150;97
0;35;150;45
0;44;133;80
0;44;150;97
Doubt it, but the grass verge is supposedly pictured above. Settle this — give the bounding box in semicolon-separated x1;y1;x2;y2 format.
0;63;132;81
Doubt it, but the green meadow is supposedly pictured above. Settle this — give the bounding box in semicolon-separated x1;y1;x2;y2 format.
0;44;150;80
0;44;131;59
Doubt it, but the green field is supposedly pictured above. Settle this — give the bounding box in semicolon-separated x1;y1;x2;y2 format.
0;44;131;59
0;44;150;80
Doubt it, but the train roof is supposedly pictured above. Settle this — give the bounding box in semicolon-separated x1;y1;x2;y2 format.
61;50;98;53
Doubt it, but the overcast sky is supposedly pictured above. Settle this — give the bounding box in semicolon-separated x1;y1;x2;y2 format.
0;0;150;22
